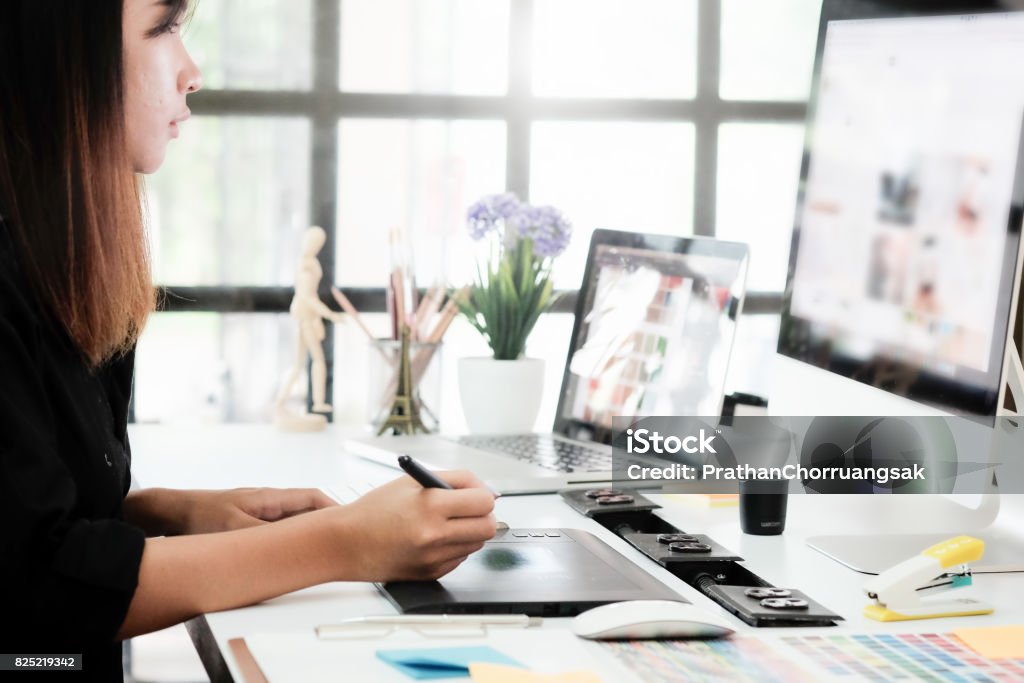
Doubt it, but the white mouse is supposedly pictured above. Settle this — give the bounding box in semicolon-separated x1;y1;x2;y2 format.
572;600;735;640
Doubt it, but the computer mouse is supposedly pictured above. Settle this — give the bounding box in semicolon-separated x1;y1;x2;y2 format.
572;600;735;640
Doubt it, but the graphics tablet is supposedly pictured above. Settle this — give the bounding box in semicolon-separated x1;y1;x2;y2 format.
377;528;685;617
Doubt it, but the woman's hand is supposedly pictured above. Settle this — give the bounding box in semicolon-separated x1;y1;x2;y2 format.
120;474;496;637
334;470;497;582
180;487;339;534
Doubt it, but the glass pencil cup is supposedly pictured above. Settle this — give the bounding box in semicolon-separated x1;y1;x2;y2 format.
367;338;443;434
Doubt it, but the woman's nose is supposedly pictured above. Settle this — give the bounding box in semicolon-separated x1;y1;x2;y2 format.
180;52;203;94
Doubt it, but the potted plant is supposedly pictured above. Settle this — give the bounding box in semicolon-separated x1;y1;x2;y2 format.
456;192;572;433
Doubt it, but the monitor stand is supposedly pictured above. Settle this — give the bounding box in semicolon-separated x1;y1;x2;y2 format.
806;344;1024;575
807;522;1024;575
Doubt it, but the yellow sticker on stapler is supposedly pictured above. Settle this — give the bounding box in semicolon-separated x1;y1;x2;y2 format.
922;536;984;568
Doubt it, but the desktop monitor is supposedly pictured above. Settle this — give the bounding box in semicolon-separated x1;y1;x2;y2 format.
773;0;1024;570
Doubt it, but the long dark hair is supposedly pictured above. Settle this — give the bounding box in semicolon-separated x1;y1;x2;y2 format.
0;1;188;366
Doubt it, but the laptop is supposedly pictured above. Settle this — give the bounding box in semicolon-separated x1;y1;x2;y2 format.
344;229;750;494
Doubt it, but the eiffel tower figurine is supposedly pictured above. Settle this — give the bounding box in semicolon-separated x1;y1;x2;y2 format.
377;323;429;436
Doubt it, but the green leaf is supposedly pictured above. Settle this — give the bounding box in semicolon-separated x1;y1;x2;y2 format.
457;230;571;358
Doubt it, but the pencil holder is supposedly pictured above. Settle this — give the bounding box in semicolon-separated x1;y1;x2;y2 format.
367;338;443;434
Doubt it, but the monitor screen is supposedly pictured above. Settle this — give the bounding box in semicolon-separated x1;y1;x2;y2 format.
554;232;748;442
780;5;1024;416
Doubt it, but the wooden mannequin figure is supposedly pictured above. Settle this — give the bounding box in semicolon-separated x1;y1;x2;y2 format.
274;226;343;432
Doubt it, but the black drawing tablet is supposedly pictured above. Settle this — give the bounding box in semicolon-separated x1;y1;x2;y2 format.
376;528;685;616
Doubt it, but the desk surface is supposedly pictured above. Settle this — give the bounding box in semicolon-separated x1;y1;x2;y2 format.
128;424;1024;683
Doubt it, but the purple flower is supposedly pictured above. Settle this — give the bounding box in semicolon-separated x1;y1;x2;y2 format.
466;192;572;258
510;205;572;258
466;192;522;241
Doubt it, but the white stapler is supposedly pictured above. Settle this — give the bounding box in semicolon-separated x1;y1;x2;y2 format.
863;535;993;622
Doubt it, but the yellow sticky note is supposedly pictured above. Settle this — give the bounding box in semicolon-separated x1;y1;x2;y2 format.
469;662;602;683
952;625;1024;659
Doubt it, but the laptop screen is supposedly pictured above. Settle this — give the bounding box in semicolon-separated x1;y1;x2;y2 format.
553;231;749;444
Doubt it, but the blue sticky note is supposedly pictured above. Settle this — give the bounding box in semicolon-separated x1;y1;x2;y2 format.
376;645;523;680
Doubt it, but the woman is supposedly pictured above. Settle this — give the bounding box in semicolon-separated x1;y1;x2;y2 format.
0;2;496;680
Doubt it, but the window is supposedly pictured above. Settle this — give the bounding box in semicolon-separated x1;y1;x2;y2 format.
720;0;821;101
339;0;509;95
336;119;507;288
530;121;696;288
140;0;822;424
184;0;314;90
716;123;805;292
532;0;697;99
148;117;311;286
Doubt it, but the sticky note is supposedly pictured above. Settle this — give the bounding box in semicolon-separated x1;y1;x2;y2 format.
377;645;523;680
952;625;1024;659
469;663;602;683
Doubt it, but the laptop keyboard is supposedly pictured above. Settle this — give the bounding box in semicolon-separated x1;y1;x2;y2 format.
449;434;613;473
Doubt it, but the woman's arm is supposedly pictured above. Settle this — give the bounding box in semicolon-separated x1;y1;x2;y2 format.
123;487;338;537
118;506;342;637
117;472;496;639
123;488;191;536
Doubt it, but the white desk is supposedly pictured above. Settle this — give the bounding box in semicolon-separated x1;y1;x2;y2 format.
128;424;1024;682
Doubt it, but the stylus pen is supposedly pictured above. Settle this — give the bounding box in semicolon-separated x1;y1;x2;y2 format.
398;454;452;489
397;454;509;529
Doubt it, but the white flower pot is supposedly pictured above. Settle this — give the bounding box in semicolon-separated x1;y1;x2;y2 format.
457;357;544;434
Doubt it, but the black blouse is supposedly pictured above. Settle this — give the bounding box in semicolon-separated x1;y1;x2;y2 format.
0;223;145;682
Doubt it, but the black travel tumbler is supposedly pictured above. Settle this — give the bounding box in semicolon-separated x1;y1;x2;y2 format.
739;478;788;535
